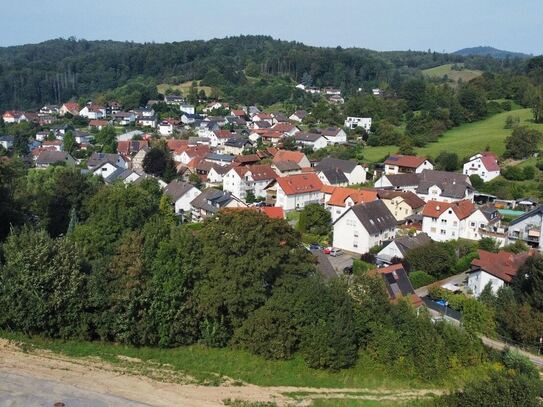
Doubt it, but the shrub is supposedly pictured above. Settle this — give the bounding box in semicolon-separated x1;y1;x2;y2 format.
360;252;376;264
409;271;435;289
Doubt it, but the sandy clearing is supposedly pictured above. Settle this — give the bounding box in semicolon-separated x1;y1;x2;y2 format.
0;339;443;406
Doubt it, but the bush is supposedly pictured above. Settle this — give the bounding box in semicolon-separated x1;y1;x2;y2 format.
409;271;435;289
469;174;484;189
501;166;526;181
360;252;376;264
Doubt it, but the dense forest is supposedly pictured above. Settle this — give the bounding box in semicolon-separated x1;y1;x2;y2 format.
0;35;530;110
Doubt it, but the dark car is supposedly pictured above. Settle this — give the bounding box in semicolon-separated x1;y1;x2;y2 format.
343;266;353;274
309;243;321;250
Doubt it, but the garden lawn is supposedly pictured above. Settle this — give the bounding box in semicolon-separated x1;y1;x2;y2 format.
362;109;543;163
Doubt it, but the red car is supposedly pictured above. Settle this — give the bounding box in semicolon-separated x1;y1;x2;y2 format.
323;247;332;254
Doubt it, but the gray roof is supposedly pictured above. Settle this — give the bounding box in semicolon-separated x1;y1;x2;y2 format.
225;138;252;148
384;173;420;187
338;200;396;234
88;152;121;168
392;233;432;256
510;205;543;226
165;180;196;201
319;127;342;137
320;168;349;185
316;157;357;173
36;151;73;165
273;160;300;172
190;188;233;214
294;132;324;142
206;153;235;162
416;170;472;199
380;265;417;302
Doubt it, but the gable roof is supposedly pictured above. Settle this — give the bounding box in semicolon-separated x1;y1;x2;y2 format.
470;250;531;283
421;200;477;220
190;188;236;213
272;123;297;133
416;170;472;198
294;132;325;142
276;173;323;195
35;151;73;165
273;150;307;165
165;180;197;201
391;233;432;256
234;165;276;181
372;263;423;307
384;154;428;168
291;110;308;119
326;187;378;207
316;157;358;173
320;168;349;184
468;152;500;172
258;206;285;219
319;127;343;137
376;190;425;210
273;160;301;172
338;200;396;234
234;154;260;165
88;152;122;168
510;205;543;226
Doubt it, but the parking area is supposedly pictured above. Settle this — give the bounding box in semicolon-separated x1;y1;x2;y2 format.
326;251;356;275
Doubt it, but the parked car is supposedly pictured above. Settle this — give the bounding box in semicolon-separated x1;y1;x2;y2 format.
323;246;332;254
309;243;321;250
330;248;343;257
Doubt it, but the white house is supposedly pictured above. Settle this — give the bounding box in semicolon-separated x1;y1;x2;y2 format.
223;165;276;201
467;250;530;296
289;110;308;123
79;104;105;120
92;161;122;180
384;155;433;175
376;233;432;265
463;152;500;182
315;157;367;186
421;200;488;242
180;104;195;115
320;127;348;145
323;186;378;222
294;132;328;151
332;200;397;255
164;180;201;214
274;173;324;211
158;121;174;136
344;117;372;131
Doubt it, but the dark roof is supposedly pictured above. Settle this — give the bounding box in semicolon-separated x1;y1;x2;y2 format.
165;180;196;201
225;138;252;148
509;205;543;226
0;135;14;142
320;168;349;185
375;190;425;209
374;264;421;306
190;188;233;214
416;170;472;198
88;152;121;168
294;132;324;142
35;151;73;165
205;153;235;162
383;173;420;187
338;200;396;234
315;157;357;173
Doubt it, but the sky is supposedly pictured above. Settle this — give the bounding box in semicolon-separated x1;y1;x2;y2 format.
0;0;541;55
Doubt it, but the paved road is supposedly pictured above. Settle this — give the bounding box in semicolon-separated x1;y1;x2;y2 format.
311;249;337;279
480;336;543;367
0;371;150;407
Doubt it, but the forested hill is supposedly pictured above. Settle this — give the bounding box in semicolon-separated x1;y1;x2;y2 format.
454;46;532;60
0;35;526;110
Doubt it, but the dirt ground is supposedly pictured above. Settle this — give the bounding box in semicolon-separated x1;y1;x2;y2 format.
0;339;442;406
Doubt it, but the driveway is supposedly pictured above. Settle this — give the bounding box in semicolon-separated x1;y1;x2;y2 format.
311;249;355;279
415;272;468;298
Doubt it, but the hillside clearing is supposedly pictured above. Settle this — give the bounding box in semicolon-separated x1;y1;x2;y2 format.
423;63;483;83
157;81;213;97
362;108;543;163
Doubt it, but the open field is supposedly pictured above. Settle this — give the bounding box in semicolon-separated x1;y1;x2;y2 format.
157;80;213;97
362;108;543;163
423;63;483;83
0;335;451;406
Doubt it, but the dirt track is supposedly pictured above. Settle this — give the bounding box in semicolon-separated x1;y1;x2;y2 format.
0;339;442;406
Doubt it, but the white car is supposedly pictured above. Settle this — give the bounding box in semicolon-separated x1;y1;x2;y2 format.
329;248;343;257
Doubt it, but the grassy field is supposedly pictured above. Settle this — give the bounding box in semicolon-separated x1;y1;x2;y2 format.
423;63;483;83
362;108;543;163
0;330;491;391
157;80;213;97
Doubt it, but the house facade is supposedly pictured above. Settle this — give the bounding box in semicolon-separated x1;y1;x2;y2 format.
384;155;434;175
463;152;500;182
332;200;396;255
344;117;372;131
274;173;324;211
223;165;276;201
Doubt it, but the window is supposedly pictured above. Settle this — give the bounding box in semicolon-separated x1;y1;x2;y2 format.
453;221;458;226
470;222;476;227
441;219;447;224
440;229;446;235
430;227;436;233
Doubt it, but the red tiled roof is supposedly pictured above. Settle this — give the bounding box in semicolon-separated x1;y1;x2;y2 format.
167;139;189;152
258;207;285;219
43;140;62;146
384;154;427;169
471;250;531;283
273;150;307;165
326;187;379;207
214;130;233;139
276;173;323;195
480;152;500;172
234;165;276;181
421;200;477;220
89;119;109;126
62;102;79;112
234;154;260;165
231;109;246;117
272;123;297;133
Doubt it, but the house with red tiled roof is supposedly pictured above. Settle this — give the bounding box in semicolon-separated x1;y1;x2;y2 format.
2;111;27;124
467;249;532;296
209;129;234;147
59;102;80;116
463;152;500;182
173;145;211;165
250;129;284;146
421;200;488;242
384;154;433;175
258;206;285;219
271;122;299;137
324;186;378;221
272;150;310;168
223;164;277;202
273;173;323;210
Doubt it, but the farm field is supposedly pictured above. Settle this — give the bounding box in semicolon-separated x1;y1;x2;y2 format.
362;108;543;163
423;63;483;83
